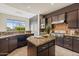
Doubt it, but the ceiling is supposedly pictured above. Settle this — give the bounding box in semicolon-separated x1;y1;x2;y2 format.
0;3;73;18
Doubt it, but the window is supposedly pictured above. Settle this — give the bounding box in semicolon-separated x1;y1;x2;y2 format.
6;19;28;31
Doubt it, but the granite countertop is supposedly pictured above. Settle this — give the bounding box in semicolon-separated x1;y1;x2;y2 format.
27;35;55;47
65;34;79;37
0;33;33;39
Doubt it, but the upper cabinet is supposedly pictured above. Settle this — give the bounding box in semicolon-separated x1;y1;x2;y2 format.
48;17;52;24
58;14;65;21
52;13;65;24
40;16;45;29
52;16;58;22
67;10;78;28
78;10;79;28
45;4;79;29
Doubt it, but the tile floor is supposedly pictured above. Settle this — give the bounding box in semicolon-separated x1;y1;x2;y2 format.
8;46;28;56
55;45;79;56
7;45;79;56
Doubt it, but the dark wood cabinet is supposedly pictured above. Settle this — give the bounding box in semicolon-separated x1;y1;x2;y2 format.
73;37;79;53
67;10;78;28
38;43;49;56
0;38;9;55
56;36;79;54
51;13;65;24
58;14;65;21
38;49;48;56
49;45;55;56
27;40;55;56
55;37;64;47
77;10;79;28
48;17;52;24
64;36;73;50
56;36;73;50
38;40;55;56
8;36;17;53
52;16;58;23
0;36;17;55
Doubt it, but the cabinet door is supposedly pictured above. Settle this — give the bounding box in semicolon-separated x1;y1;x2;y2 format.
73;38;79;53
64;36;73;50
77;10;79;28
58;14;65;21
8;36;17;53
38;49;48;56
49;46;55;56
67;10;78;28
48;17;52;24
49;40;55;56
52;16;58;22
0;38;9;55
40;17;45;29
55;37;64;47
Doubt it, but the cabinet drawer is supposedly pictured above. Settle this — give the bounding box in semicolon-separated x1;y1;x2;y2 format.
38;49;48;56
0;38;9;55
49;40;55;47
64;44;72;50
64;36;72;44
38;44;48;52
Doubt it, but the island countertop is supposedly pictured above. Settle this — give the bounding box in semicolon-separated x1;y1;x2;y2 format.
27;35;55;47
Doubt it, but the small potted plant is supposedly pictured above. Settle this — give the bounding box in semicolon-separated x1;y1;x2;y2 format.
45;23;52;34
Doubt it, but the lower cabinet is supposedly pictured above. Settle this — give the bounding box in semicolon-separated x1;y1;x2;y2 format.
56;36;79;54
0;38;9;56
64;36;72;50
0;36;17;56
73;38;79;53
8;36;17;53
55;37;64;47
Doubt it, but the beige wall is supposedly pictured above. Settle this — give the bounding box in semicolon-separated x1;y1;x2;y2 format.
0;13;30;31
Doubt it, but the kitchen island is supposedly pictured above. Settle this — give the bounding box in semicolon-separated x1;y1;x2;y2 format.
27;35;55;56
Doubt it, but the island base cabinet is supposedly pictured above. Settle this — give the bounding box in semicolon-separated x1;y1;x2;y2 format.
27;42;37;56
38;49;48;56
27;40;55;56
49;46;55;56
0;39;9;56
